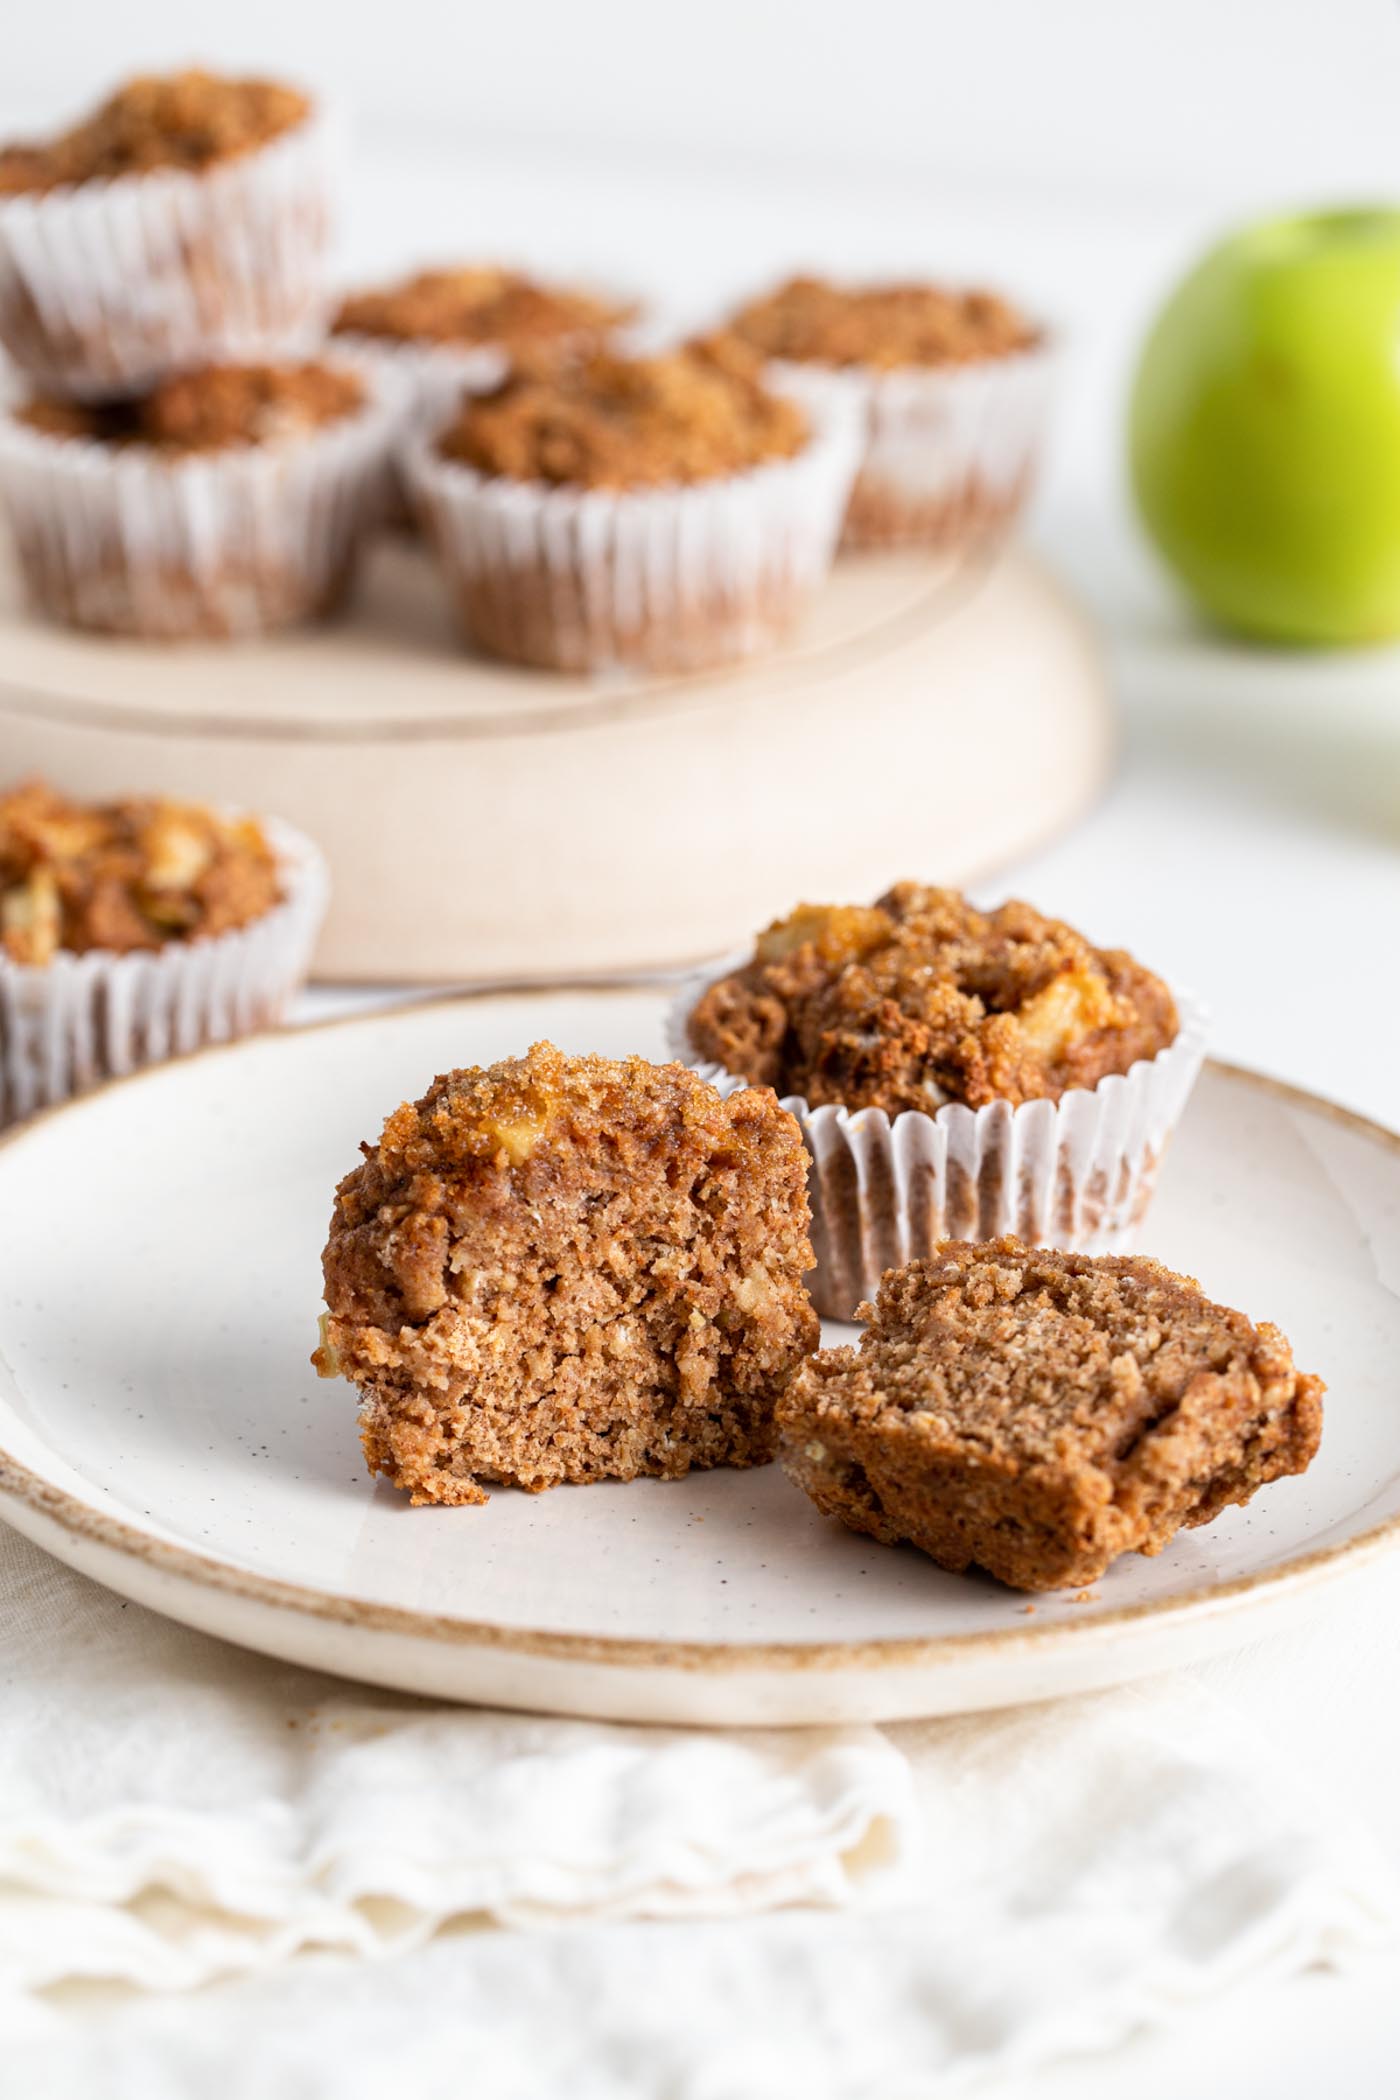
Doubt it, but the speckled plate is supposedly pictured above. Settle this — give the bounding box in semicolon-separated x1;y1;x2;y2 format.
1;985;1398;1726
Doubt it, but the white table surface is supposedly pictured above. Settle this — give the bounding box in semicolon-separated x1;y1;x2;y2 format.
289;134;1400;2089
0;100;1387;2081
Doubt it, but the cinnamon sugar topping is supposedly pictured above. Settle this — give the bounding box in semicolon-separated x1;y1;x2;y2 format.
0;70;310;194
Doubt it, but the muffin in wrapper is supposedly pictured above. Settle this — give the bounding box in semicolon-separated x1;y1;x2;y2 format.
401;383;862;675
0;104;339;399
775;339;1055;553
667;957;1208;1322
0;818;328;1128
329;338;511;534
0;363;399;639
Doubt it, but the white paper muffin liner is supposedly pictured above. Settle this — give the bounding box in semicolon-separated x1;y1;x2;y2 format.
667;957;1208;1321
0;817;328;1128
773;338;1055;552
0;106;340;397
330;336;510;528
0;361;400;638
400;382;863;674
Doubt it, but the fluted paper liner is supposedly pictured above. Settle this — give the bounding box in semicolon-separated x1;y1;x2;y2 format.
401;382;862;674
774;338;1055;552
667;958;1208;1321
330;336;508;528
0;820;328;1128
0;107;339;397
0;363;400;638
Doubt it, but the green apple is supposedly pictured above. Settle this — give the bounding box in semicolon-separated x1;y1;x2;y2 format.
1129;207;1400;646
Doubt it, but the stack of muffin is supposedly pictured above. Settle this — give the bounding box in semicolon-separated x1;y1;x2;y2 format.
0;64;1054;672
0;70;396;639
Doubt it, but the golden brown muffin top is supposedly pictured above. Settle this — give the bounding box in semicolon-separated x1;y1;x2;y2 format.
686;883;1178;1113
317;1039;816;1350
726;275;1039;371
434;337;808;489
0;778;282;964
333;266;630;351
785;1236;1323;1479
0;69;311;195
17;363;365;454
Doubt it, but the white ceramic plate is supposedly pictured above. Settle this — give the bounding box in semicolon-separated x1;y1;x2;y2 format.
1;986;1397;1726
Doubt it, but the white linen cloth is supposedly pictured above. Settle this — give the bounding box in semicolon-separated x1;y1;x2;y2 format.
0;1521;1393;2097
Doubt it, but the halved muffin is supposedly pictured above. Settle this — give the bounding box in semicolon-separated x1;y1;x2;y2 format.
781;1238;1324;1590
315;1041;819;1504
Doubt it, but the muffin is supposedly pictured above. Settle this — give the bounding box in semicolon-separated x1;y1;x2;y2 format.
0;360;397;637
333;264;634;438
314;1041;819;1505
669;884;1207;1318
402;335;860;674
0;778;327;1126
781;1238;1324;1591
724;274;1052;551
0;69;337;397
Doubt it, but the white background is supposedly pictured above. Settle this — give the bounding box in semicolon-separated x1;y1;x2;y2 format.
7;3;1400;2091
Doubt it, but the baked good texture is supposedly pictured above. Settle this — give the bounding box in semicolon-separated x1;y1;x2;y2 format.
0;359;391;639
334;266;627;352
722;274;1048;553
407;335;853;675
780;1238;1324;1591
315;1042;819;1505
0;70;310;193
18;363;365;454
435;338;807;490
687;884;1178;1114
0;778;282;963
727;276;1040;371
0;69;331;399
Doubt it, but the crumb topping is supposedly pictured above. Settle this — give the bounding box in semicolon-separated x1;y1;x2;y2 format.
334;266;629;351
434;336;808;489
0;778;282;963
687;883;1178;1112
0;70;311;195
727;275;1039;371
17;363;365;453
316;1040;818;1505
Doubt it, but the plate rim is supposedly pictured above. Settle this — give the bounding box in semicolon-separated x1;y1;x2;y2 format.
1;982;1396;1680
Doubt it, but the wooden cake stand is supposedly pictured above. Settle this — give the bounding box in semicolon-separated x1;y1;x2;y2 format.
0;540;1113;981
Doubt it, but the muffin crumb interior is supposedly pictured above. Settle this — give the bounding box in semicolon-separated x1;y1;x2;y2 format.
316;1041;819;1505
779;1236;1324;1591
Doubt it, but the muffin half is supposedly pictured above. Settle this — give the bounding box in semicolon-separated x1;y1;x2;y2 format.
315;1041;819;1504
780;1238;1324;1591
